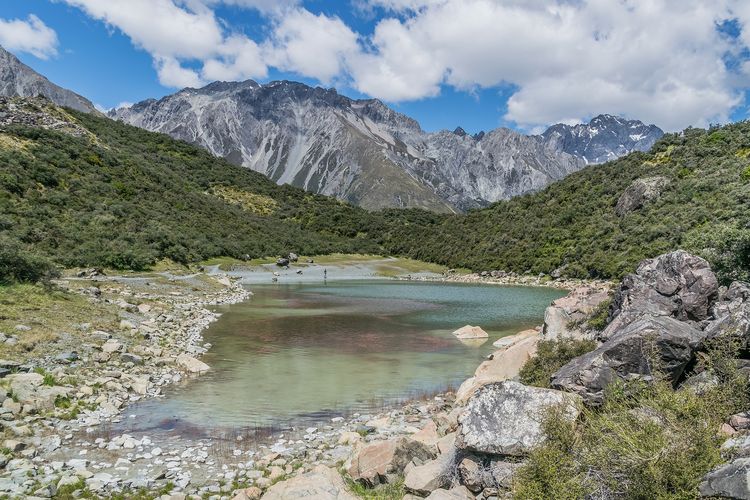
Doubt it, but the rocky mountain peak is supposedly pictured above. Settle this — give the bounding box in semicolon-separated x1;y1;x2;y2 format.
0;46;100;115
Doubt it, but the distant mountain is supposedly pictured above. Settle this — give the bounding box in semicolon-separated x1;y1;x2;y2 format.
542;114;663;164
0;46;99;114
111;80;663;211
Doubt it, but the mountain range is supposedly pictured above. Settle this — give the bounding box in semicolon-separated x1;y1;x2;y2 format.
0;45;663;212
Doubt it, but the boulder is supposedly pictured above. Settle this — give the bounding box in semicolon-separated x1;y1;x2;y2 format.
542;286;611;340
260;465;355;499
456;381;581;456
176;354;210;374
551;316;704;405
603;251;718;339
704;282;750;349
492;328;538;349
347;437;436;486
276;258;290;267
699;457;750;499
615;176;669;216
456;334;540;405
452;325;488;339
404;456;451;495
7;373;43;402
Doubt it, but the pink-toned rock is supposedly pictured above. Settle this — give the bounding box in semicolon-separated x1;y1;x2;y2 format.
233;486;262;500
542;286;611;340
452;325;488;339
456;335;540;404
412;421;440;447
492;328;538;349
176;354;210;374
260;466;355;499
347;438;436;486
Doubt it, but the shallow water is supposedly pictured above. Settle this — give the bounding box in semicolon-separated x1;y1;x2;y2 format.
117;281;564;435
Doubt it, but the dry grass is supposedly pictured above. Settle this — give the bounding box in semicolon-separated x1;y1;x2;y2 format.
210;186;278;215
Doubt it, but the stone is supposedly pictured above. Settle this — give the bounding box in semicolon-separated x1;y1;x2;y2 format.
700;457;750;499
452;325;488;339
542;286;611;340
7;373;43;402
425;486;474;499
55;351;79;363
457;455;487;493
704;282;750;348
101;340;123;354
455;334;540;404
729;412;750;431
412;421;440;447
232;486;262;500
456;381;581;456
3;440;25;452
603;251;719;339
347;437;436;486
615;176;669;216
551;316;705;405
176;354;210;374
276;258;290;267
120;353;144;365
404;457;451;495
261;465;356;499
491;459;522;489
492;328;538;349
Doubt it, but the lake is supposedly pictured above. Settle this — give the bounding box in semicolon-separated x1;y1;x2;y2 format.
116;280;564;435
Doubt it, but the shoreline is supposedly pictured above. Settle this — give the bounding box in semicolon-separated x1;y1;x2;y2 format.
0;266;595;498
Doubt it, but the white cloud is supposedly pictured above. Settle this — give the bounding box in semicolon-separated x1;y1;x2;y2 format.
0;14;58;60
264;9;360;84
63;0;750;130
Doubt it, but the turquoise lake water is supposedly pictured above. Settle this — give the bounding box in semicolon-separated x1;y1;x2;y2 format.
116;281;564;434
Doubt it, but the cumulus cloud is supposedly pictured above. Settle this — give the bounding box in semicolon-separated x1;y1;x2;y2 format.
0;14;58;59
63;0;750;130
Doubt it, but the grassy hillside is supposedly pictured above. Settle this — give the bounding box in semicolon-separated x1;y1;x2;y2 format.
382;124;750;283
0;99;384;282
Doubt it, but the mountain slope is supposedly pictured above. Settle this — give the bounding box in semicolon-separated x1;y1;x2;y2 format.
382;124;750;281
111;80;662;211
0;96;382;271
0;46;99;114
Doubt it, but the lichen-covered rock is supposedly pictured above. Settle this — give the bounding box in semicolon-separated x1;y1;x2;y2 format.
456;381;581;456
615;176;669;216
700;457;750;499
551;316;704;404
260;465;356;499
603;251;718;339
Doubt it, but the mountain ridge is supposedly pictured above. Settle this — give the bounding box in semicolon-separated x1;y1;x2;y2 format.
112;79;663;211
0;46;100;115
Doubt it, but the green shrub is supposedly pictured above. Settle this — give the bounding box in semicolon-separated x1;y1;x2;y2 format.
587;297;613;331
513;336;750;499
684;223;750;285
519;338;597;388
0;236;58;285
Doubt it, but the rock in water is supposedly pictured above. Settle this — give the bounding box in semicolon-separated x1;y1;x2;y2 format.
176;354;210;374
615;176;669;216
603;250;719;339
260;465;356;499
551;316;704;404
452;325;489;339
456;381;581;456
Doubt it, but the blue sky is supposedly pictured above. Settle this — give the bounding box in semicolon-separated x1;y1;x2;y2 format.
1;1;750;133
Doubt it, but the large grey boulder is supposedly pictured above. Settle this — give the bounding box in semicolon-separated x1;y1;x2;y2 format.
603;251;718;339
700;457;750;499
551;316;704;404
614;176;669;216
705;282;750;349
456;381;581;456
347;437;436;486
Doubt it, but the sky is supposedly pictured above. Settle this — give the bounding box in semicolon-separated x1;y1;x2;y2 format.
1;1;750;133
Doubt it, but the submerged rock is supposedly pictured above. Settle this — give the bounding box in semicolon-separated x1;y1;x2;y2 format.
176;354;210;374
452;325;488;339
456;381;581;456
